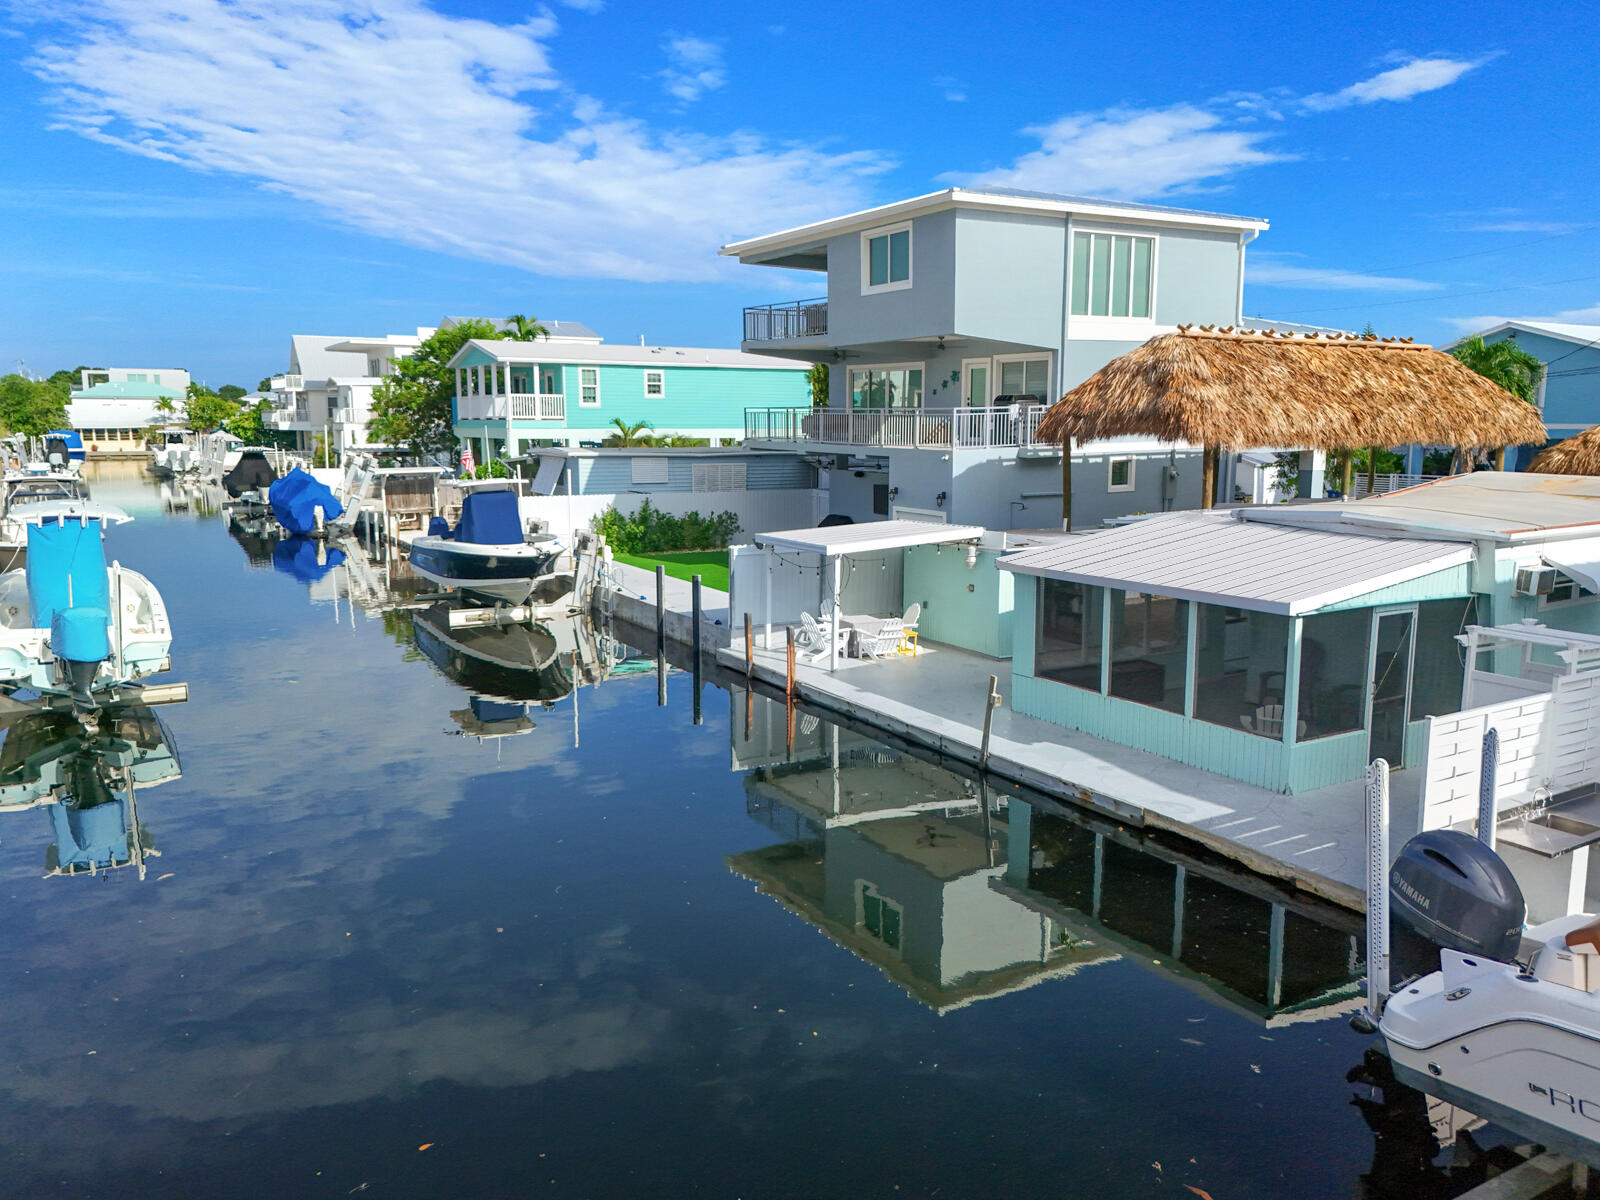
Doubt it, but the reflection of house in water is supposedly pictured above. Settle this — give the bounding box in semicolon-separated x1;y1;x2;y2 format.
727;694;1114;1011
995;800;1364;1025
729;692;1364;1022
0;704;180;879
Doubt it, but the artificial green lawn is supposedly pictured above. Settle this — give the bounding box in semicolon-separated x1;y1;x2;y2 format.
613;550;730;592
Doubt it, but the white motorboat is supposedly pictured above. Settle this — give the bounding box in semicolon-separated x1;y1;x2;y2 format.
0;501;172;709
1383;913;1600;1163
147;428;196;477
0;472;92;555
407;488;559;604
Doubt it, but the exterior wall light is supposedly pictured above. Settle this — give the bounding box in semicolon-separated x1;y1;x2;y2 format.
935;491;947;508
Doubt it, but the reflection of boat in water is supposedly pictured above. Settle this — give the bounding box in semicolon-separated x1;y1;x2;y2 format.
412;602;572;703
0;701;180;878
272;535;346;583
227;510;280;566
449;696;537;741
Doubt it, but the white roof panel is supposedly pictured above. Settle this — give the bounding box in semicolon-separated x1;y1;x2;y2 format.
998;511;1472;614
1542;537;1600;594
457;340;802;371
755;520;984;556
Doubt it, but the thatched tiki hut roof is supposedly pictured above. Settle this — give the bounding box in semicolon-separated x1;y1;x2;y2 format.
1530;426;1600;475
1038;326;1548;511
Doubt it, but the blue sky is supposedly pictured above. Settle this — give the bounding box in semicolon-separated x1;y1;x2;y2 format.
0;0;1596;386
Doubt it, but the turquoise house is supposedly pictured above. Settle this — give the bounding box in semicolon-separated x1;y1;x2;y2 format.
997;473;1600;794
447;339;811;458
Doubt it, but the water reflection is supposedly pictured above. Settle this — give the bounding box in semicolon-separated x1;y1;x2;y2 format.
728;689;1364;1022
0;701;179;878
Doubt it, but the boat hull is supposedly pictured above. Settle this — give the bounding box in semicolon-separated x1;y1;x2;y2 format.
408;537;558;604
411;605;573;702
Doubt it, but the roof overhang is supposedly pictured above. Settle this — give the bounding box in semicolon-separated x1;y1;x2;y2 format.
753;519;984;557
721;188;1270;264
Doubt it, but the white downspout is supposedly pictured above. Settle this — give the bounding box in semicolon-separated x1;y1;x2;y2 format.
1236;228;1261;325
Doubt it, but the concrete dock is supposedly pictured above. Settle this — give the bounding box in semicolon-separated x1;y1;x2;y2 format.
595;560;1407;913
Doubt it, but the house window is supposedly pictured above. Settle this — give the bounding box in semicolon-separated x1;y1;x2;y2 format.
861;224;912;293
1299;609;1371;740
579;367;600;407
1194;605;1292;740
644;370;665;398
692;462;746;492
1071;231;1155;318
849;365;923;409
630;456;669;485
1109;591;1187;713
1037;579;1105;692
858;882;902;951
997;357;1050;401
367;357;382;376
1108;456;1134;491
1540;573;1598;609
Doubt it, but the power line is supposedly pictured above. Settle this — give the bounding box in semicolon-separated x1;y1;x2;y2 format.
1263;273;1600;318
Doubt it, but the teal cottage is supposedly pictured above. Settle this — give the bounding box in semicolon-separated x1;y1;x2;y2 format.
447;339;811;459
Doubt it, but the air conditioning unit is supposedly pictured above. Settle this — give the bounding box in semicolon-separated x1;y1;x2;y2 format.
1515;565;1557;597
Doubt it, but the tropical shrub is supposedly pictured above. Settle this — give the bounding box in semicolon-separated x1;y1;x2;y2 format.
593;499;739;554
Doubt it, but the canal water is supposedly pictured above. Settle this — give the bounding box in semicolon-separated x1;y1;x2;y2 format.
0;465;1488;1198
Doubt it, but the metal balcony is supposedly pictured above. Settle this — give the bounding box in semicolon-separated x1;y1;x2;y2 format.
743;298;827;343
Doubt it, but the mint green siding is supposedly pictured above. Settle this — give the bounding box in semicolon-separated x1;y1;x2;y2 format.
1314;564;1473;613
903;545;1014;658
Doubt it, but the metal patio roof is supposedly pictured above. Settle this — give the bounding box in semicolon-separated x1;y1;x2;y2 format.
753;519;984;557
997;510;1473;615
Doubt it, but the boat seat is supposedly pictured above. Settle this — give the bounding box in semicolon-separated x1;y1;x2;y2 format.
1531;920;1600;991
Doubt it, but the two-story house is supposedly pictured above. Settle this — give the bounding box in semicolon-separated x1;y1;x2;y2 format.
447;339;811;460
68;367;190;456
722;187;1269;527
1443;321;1600;471
266;330;434;458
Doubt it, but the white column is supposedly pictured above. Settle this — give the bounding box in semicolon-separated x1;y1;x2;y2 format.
829;555;843;673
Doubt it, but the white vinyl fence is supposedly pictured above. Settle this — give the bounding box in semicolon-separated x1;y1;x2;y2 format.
520;488;824;548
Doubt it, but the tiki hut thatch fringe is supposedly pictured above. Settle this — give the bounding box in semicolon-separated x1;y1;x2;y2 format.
1530;426;1600;475
1038;327;1549;515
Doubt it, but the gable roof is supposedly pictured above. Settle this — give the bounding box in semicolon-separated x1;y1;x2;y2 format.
998;510;1472;615
1450;320;1600;350
721;187;1267;263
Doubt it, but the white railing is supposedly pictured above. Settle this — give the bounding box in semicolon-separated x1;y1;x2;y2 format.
1349;473;1437;499
331;407;356;424
455;392;566;422
744;405;1051;450
270;374;304;391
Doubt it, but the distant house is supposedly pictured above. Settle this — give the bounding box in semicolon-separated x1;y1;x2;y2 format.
447;339;811;459
721;187;1269;527
68;367;190;456
264;330;430;457
1446;321;1600;469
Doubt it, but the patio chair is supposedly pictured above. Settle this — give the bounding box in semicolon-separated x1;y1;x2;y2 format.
1239;704;1306;739
856;617;905;661
796;611;846;662
898;602;922;655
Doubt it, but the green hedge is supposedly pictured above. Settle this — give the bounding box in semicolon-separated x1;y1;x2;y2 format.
593;499;739;555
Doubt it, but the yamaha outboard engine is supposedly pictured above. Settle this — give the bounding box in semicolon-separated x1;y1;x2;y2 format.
1389;830;1526;982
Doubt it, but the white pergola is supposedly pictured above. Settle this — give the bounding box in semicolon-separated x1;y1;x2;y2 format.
751;520;985;671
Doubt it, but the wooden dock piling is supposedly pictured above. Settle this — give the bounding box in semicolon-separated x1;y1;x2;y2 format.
744;613;754;680
979;674;1001;768
785;626;796;702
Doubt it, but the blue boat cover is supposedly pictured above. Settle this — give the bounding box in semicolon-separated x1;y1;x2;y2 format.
26;519;111;658
269;467;344;535
48;799;128;869
455;490;522;545
272;535;347;583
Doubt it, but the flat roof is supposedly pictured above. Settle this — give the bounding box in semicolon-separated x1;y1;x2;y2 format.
753;519;984;556
1249;472;1600;544
998;510;1472;615
721;186;1268;263
447;339;804;371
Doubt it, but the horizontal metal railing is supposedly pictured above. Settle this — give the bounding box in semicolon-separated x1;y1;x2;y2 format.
1349;472;1438;499
743;298;828;342
744;405;1051;450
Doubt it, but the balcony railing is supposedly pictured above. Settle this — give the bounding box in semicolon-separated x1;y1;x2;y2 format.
743;298;827;342
455;392;566;422
744;405;1053;451
270;374;304;391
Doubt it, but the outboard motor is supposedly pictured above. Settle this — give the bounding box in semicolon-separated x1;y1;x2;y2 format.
1389;830;1526;982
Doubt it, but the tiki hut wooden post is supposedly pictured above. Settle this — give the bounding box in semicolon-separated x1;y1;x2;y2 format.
1061;435;1073;531
1033;327;1548;508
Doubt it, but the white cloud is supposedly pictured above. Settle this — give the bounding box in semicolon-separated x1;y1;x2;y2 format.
1248;260;1440;291
20;0;884;283
659;34;726;104
954;105;1286;199
932;75;967;103
1459;220;1582;234
1444;303;1600;332
1300;56;1484;112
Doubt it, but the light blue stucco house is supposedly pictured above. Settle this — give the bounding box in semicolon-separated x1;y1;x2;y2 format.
448;338;811;458
721;187;1269;528
1444;321;1600;470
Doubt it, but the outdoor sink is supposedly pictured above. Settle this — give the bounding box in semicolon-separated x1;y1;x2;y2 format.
1530;812;1600;838
1497;788;1600;857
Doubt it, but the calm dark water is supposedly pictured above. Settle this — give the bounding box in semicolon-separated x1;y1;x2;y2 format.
0;464;1460;1198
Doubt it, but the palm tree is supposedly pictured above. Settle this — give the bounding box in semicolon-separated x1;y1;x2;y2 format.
154;395;176;416
603;418;655;447
504;314;549;342
1450;335;1546;469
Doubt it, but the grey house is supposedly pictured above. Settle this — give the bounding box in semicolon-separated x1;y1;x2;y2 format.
722;187;1268;528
